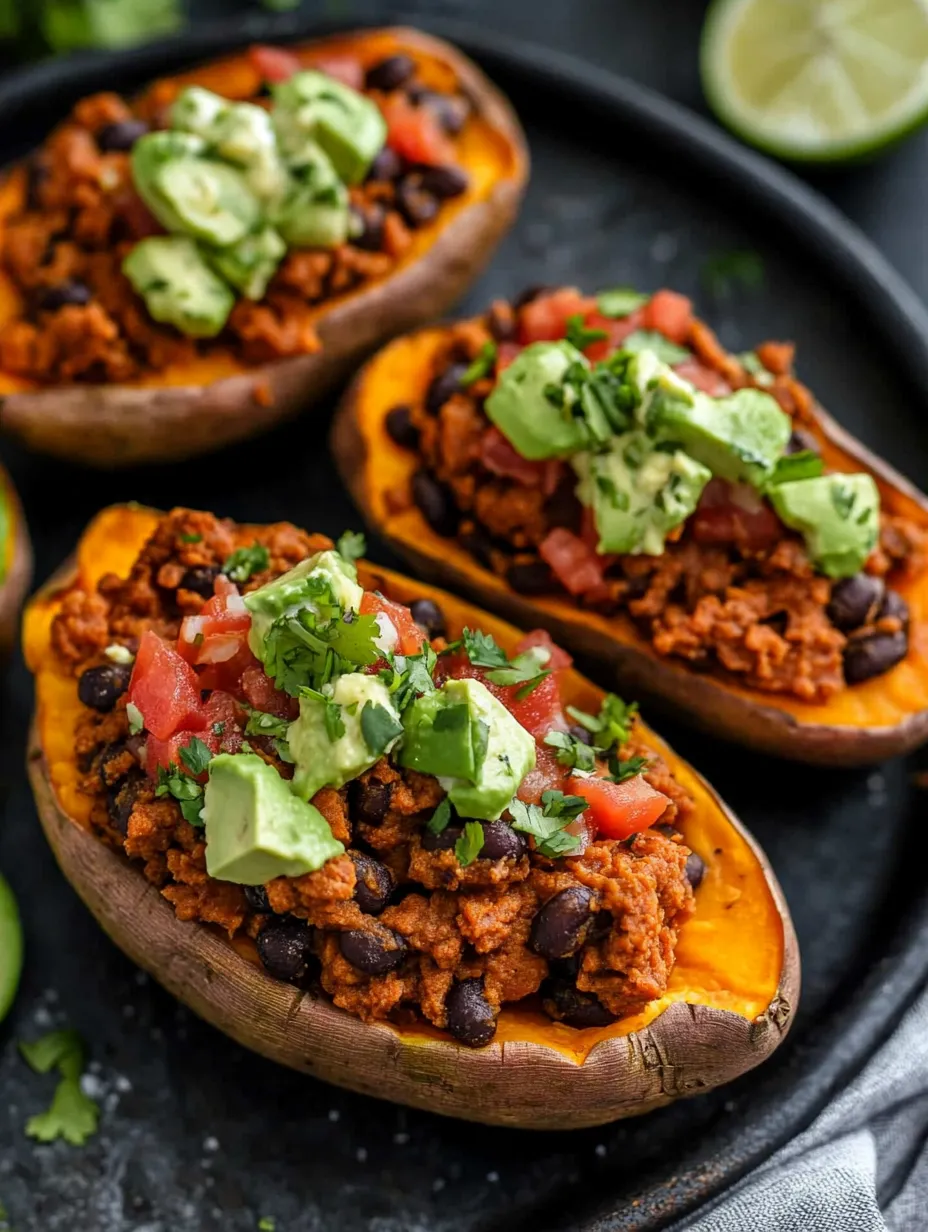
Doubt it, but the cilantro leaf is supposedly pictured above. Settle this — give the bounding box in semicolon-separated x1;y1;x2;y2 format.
222;543;270;584
509;793;584;859
544;730;596;772
566;694;638;754
619;331;690;364
485;645;551;695
608;754;649;783
155;759;205;827
455;820;485;867
179;736;213;778
360;702;403;758
596;287;648;319
565;313;607;352
179;532;202;544
540;789;588;821
380;644;438;711
461;627;509;668
459;340;498;386
427;797;452;835
19;1030;83;1076
336;531;366;564
767;450;824;487
260;586;380;697
19;1029;99;1147
244;710;291;740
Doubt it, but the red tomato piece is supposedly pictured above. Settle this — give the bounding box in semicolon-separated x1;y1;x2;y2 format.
567;773;669;840
307;54;364;90
690;478;782;552
196;644;261;697
581;307;645;362
674;358;731;397
516;744;571;804
360;591;427;656
539;528;605;596
755;340;795;376
495;341;523;372
642;289;693;344
178;582;251;666
513;629;572;673
248;44;302;83
129;631;203;741
380;94;454;166
518;288;597;345
501;673;567;739
480;427;563;494
114;189;163;240
145;726;220;780
241;666;298;720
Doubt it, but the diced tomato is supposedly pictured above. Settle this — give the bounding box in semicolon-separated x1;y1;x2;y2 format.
690;478;782;552
114;189;164;240
360;591;427;656
501;673;567;739
380;94;454;166
581;307;645;362
674;358;731;397
129;631;203;741
516;744;571;804
642;290;693;345
514;629;572;673
178;580;252;667
145;725;221;779
517;288;596;345
248;44;302;83
495;341;523;372
480;427;563;495
755;341;795;376
307;54;364;90
241;665;298;720
539;528;605;597
567;773;669;840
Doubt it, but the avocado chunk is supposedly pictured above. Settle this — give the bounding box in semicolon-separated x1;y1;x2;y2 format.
574;431;711;555
272;70;387;185
768;472;880;578
171;87;289;205
122;236;235;339
244;548;364;660
399;678;536;821
203;226;286;300
289;673;403;801
150;158;261;247
485;341;592;460
170;85;229;138
131;131;209;234
203;753;343;884
271;144;351;249
646;385;792;489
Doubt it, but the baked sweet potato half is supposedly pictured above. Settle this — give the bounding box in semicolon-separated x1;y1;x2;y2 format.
332;286;928;765
24;503;797;1128
0;28;527;467
0;460;31;655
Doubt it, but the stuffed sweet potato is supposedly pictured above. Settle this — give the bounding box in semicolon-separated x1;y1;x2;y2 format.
333;285;928;765
24;504;797;1128
0;29;527;467
0;460;31;655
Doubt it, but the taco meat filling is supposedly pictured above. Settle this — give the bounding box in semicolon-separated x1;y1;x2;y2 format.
50;509;700;1045
385;287;924;702
0;44;473;384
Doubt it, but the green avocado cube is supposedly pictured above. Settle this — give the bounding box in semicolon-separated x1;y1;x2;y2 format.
203;226;286;300
122;236;235;339
272;70;387;185
768;472;880;578
244;549;363;662
485;341;591;460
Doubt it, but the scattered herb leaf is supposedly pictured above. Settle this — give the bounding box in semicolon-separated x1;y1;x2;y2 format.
608;754;648;783
596;287;648;319
222;543;270;584
543;730;596;772
427;797;452;835
509;792;585;858
565;313;608;352
179;736;213;778
566;694;638;754
360;702;403;758
767;450;824;487
19;1029;99;1147
336;531;366;565
619;330;690;364
455;820;485;867
459;341;498;386
461;628;509;669
179;532;202;544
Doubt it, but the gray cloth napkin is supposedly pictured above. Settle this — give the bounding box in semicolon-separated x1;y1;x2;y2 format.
674;987;928;1231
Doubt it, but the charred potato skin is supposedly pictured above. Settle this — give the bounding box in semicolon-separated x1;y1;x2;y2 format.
0;28;529;468
24;507;798;1129
0;463;31;656
331;324;928;767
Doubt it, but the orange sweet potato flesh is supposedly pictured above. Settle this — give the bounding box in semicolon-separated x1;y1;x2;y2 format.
22;504;797;1127
0;29;528;467
0;461;31;656
333;323;928;766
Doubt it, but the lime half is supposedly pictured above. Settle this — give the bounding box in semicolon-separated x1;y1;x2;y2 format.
701;0;928;161
0;872;23;1024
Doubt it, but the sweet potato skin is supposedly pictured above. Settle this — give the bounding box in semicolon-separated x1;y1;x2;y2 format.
0;462;31;656
331;324;928;766
0;28;529;468
24;508;798;1128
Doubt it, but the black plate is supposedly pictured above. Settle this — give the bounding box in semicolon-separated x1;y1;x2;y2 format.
2;14;928;1232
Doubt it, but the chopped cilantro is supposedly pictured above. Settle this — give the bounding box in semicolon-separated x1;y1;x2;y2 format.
427;797;452;835
179;736;213;778
455;820;485;867
565;313;607;352
608;754;648;783
459;341;498;386
509;792;585;859
222;543;270;584
212;721;225;736
702;250;765;298
485;645;551;698
179;532;202;544
126;702;144;736
544;729;596;773
596;287;648;318
19;1029;99;1147
566;693;638;754
461;627;508;668
360;702;403;758
831;481;858;520
620;330;690;364
244;710;291;740
336;531;366;564
767;450;824;487
155;756;206;828
380;644;438;711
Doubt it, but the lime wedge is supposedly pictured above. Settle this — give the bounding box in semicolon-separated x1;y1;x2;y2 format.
701;0;928;161
0;871;23;1023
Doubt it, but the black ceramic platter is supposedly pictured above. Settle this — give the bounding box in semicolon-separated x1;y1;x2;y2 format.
2;14;928;1232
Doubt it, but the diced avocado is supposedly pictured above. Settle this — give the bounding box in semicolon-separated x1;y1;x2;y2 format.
203;753;343;884
768;472;880;578
122;236;235;339
271;145;351;249
574;431;711;555
289;673;403;801
646;385;792;489
172;88;289;206
170;86;229;138
485;341;591;460
272;70;387;185
244;549;364;661
203;226;286;300
150;158;261;247
131;131;209;234
399;678;536;822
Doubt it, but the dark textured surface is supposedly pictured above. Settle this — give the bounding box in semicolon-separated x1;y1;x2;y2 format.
3;5;928;1230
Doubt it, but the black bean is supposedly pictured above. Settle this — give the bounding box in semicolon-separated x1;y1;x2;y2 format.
530;886;596;961
384;404;420;450
685;851;706;890
460;527;496;570
568;724;594;746
880;589;910;630
827;573;885;631
416;165;469;199
412;470;459;537
244;885;271;914
367;146;403;182
96;119;149;152
349;202;385;252
410;88;470;135
513;284;552;309
365;54;415;91
487;303;516;342
78;662;131;713
396;177;439;228
106;768;145;838
178;564;220;598
785;427;820;455
256;917;314;983
352;853;395;915
425;362;468;414
478;820;526;862
507;560;556;595
352;778;393;827
339;926;407;975
445;979;497;1047
844;631;908;684
421;822;463;853
35;281;92;312
542;979;616;1028
409;597;446;639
